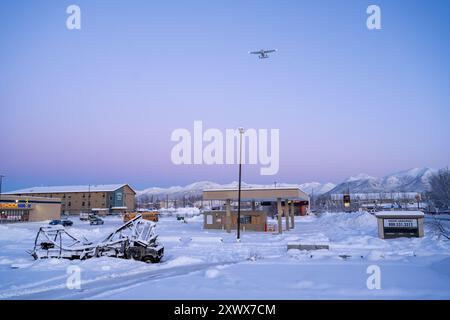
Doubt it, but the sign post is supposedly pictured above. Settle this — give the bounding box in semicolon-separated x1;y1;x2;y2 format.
375;211;424;239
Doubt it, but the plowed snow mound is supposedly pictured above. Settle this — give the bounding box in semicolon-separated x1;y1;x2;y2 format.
318;212;377;233
0;225;35;241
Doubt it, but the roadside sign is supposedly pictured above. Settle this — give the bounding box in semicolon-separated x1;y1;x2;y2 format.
383;219;418;228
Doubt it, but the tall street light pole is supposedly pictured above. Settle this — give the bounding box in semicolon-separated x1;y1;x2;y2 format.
237;127;244;241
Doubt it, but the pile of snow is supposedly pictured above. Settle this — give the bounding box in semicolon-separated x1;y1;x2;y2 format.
159;207;200;217
205;268;220;279
319;211;377;230
176;207;200;216
0;224;36;241
164;256;204;268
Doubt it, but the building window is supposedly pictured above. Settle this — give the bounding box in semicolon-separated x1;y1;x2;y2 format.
68;202;71;207
239;216;252;224
82;202;85;206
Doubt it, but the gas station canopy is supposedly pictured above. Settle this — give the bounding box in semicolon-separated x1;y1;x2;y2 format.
203;187;310;202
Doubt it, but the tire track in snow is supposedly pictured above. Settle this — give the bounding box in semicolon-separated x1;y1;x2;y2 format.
2;260;242;300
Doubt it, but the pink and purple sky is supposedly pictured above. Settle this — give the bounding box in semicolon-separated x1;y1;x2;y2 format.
1;0;449;191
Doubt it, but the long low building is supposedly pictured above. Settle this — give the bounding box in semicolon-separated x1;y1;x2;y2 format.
203;187;310;234
0;195;61;223
4;184;136;215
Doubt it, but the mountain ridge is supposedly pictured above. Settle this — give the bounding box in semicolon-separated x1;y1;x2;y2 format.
324;167;438;195
136;167;442;201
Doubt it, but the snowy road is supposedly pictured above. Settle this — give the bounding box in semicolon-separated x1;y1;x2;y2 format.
0;211;449;299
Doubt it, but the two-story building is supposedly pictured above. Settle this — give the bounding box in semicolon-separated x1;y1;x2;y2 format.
5;184;136;215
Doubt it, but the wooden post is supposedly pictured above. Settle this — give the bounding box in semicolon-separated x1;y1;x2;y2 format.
285;199;290;231
290;202;295;228
226;199;231;233
277;198;282;234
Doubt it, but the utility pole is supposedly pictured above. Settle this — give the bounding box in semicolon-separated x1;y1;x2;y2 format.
237;127;245;241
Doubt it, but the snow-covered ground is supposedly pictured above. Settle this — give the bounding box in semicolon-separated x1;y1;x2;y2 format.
0;211;449;300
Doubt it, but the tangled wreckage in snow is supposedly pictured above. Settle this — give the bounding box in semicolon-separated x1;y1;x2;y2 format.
29;214;164;263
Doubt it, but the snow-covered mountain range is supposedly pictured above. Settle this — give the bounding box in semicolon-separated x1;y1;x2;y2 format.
136;167;440;200
324;167;438;195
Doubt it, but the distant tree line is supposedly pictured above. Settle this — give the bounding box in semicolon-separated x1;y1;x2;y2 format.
427;168;450;211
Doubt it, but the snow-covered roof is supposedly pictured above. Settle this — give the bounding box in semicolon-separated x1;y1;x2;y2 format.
203;187;310;201
5;184;134;194
375;211;424;217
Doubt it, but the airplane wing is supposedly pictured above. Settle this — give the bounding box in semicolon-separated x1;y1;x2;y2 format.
263;49;277;53
248;51;262;55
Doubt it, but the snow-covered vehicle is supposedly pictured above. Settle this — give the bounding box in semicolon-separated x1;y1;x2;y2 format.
90;217;104;225
29;214;164;263
95;214;164;262
49;219;73;227
79;212;90;221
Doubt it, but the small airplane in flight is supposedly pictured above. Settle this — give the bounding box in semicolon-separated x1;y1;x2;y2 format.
248;49;277;59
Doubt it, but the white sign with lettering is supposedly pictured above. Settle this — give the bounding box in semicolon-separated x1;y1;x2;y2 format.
383;219;417;228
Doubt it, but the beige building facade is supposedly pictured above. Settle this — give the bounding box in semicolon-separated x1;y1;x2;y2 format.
5;184;136;215
0;195;61;223
204;210;268;232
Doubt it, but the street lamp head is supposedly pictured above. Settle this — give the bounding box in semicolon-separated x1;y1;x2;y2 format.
238;127;245;134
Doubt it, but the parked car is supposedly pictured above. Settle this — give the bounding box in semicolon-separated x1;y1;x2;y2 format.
49;219;73;227
90;217;104;225
49;220;60;225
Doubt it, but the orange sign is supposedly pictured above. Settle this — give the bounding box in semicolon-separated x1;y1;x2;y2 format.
0;203;19;209
0;203;32;209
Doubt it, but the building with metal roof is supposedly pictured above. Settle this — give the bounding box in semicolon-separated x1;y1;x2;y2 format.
5;184;135;215
203;187;310;234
